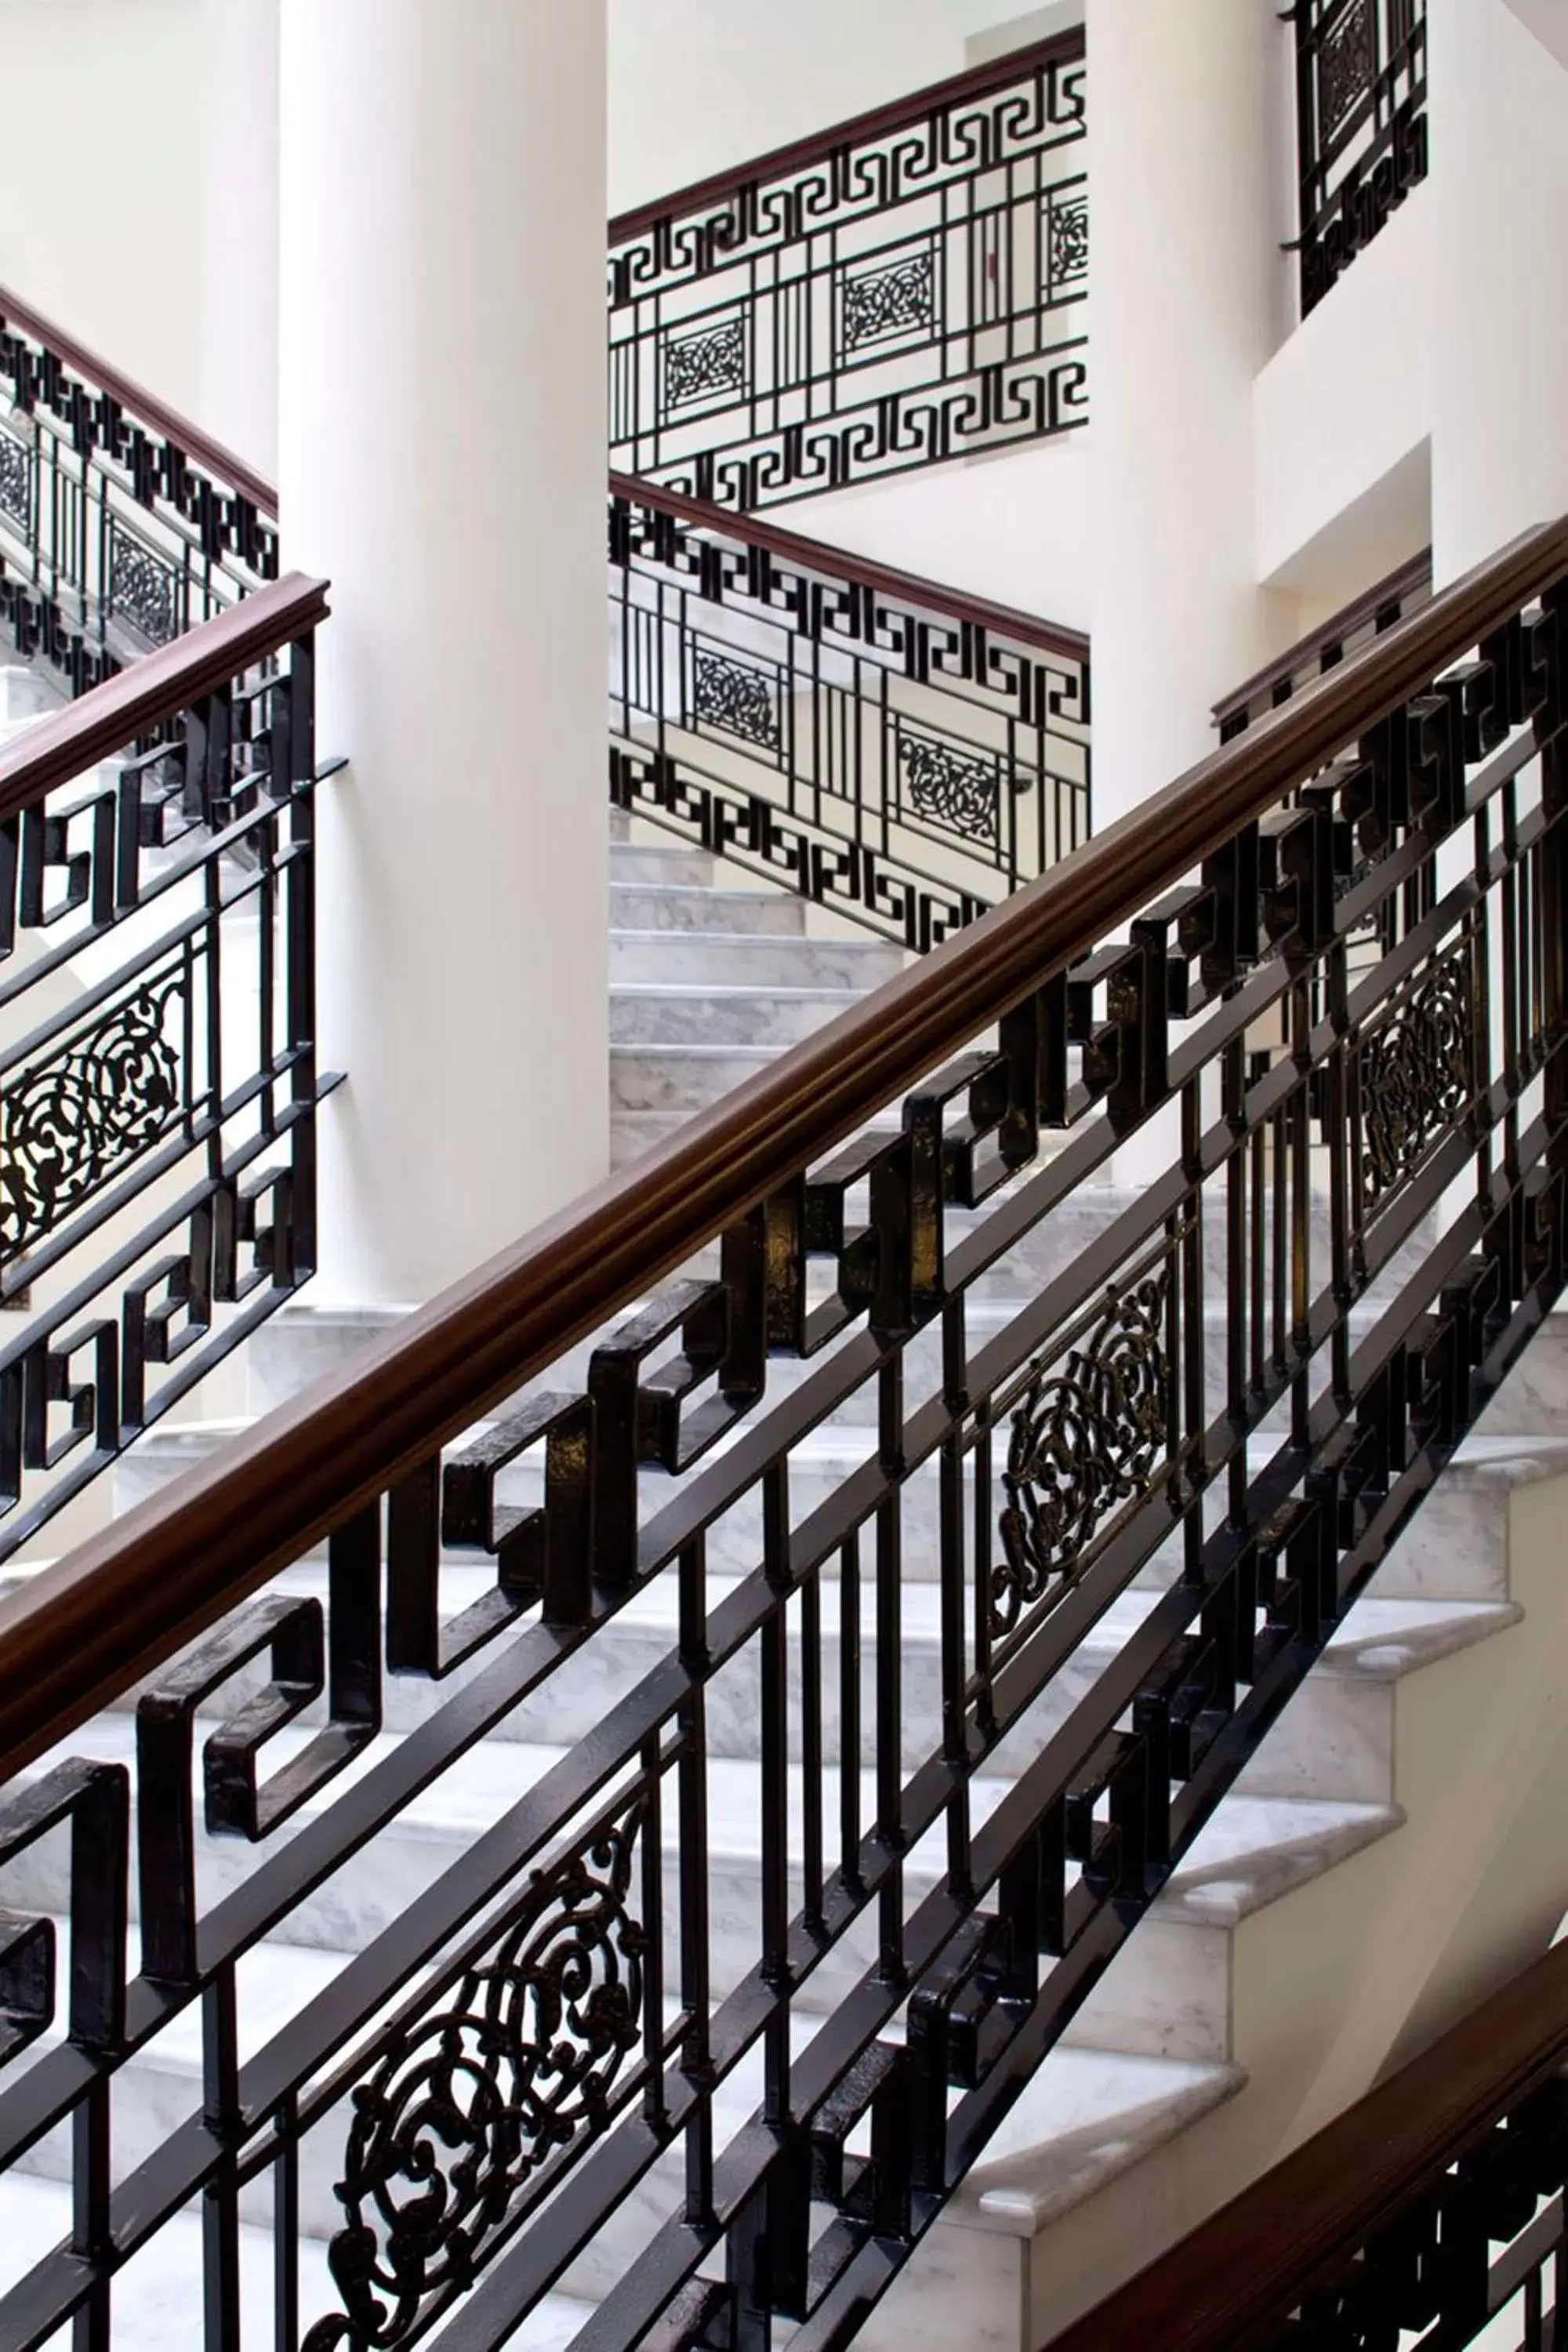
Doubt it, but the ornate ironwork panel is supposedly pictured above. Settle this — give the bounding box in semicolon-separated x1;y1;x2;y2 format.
0;626;332;1561
1293;0;1428;317
611;484;1091;946
608;35;1088;510
0;293;277;690
0;550;1563;2351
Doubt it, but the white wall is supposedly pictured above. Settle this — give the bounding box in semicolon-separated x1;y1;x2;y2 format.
800;434;1092;636
0;0;209;419
608;0;1058;216
1428;0;1568;583
0;0;280;477
1254;192;1432;602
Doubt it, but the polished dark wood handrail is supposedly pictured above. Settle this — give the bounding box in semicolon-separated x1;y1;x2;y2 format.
0;517;1560;1785
607;27;1087;248
0;281;279;519
1214;546;1434;728
1051;1940;1568;2349
0;573;330;827
610;470;1091;663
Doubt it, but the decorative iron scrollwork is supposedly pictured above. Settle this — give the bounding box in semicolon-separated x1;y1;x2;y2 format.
1318;0;1376;135
898;731;1000;843
994;1272;1170;1635
1;971;185;1261
303;1799;649;2350
663;318;747;412
1359;952;1472;1211
0;426;30;535
691;647;781;751
841;251;936;351
1047;191;1090;294
109;528;179;647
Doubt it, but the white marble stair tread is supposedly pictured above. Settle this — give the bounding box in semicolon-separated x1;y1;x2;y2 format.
0;2173;594;2349
1155;1795;1400;1926
1316;1592;1522;1677
953;2046;1245;2234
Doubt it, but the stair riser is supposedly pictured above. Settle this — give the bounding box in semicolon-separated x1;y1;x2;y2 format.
609;933;906;988
608;886;806;936
608;843;717;887
610;990;861;1047
612;1047;781;1111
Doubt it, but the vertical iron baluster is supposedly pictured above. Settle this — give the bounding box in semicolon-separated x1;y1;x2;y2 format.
800;1572;825;1933
201;1969;243;2350
1181;1077;1204;1579
641;1734;666;2127
760;1462;792;2130
839;1530;863;1891
940;1298;970;1889
1225;1039;1249;1527
273;2092;299;2352
1290;976;1312;1450
71;2077;113;2352
1250;1053;1268;1393
877;1352;906;1985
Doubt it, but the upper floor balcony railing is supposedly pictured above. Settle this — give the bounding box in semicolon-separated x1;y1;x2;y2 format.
607;30;1088;513
0;286;277;691
1290;0;1428;316
610;472;1091;948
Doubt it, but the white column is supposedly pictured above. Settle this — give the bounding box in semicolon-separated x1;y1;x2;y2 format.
1084;0;1291;1180
1085;0;1289;826
197;0;281;480
278;0;608;1308
1428;0;1568;587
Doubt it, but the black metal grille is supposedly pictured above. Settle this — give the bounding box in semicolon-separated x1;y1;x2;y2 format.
608;38;1088;513
608;483;1091;947
0;555;1561;2347
0;297;277;695
0;608;333;1563
1292;0;1428;316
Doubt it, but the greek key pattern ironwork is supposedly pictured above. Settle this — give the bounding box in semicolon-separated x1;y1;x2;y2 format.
0;614;327;1572
691;646;781;751
995;1269;1171;1636
612;485;1091;943
1359;949;1473;1212
841;251;936;352
304;1799;648;2350
0;425;29;535
610;36;1088;509
0;296;278;689
1294;0;1427;317
1;971;185;1261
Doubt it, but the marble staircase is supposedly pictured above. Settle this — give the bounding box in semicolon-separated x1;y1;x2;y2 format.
5;793;1568;2347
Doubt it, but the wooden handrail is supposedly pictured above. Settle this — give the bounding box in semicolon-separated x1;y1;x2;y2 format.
1050;1940;1568;2349
607;27;1087;248
0;574;331;826
1214;546;1434;728
0;517;1561;1785
610;471;1091;665
0;281;279;520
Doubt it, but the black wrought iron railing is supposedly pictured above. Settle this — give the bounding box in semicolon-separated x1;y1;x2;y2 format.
609;471;1091;946
0;285;279;694
0;575;335;1561
608;30;1088;512
1053;1940;1568;2349
1290;0;1428;317
0;521;1560;2348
